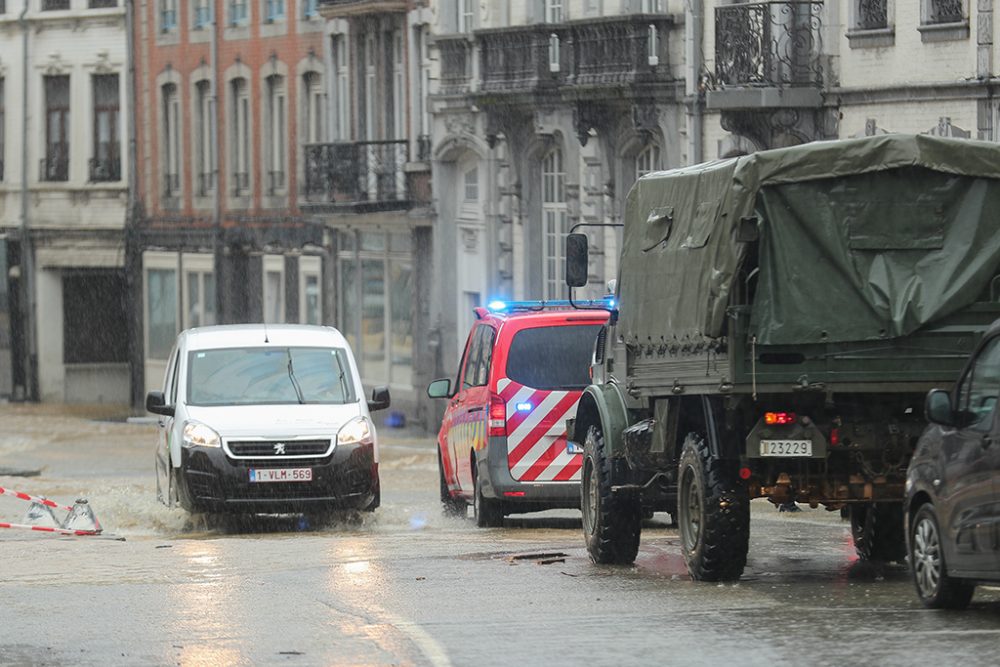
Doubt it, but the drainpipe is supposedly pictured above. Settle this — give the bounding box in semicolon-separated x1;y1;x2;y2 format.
685;0;704;165
125;0;144;409
19;0;37;401
211;3;225;324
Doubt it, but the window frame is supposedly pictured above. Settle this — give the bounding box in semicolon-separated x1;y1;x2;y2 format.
43;74;71;182
91;73;121;182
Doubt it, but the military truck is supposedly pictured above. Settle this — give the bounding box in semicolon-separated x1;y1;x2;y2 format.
564;134;1000;580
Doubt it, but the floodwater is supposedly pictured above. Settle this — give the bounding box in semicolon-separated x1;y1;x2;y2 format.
2;404;999;666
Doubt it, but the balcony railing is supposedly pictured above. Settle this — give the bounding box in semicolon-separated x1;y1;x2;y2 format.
89;156;121;182
479;26;567;93
438;37;473;94
715;1;824;87
304;140;408;207
40;151;69;182
928;0;963;24
856;0;887;30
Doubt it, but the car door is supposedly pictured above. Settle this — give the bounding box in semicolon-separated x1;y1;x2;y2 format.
442;326;483;495
450;325;492;495
940;335;1000;576
155;346;180;505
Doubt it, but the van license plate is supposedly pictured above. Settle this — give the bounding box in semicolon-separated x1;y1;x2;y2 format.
760;440;812;457
249;468;313;483
566;441;583;455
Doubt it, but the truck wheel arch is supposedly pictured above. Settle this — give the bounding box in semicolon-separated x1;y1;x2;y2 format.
573;384;631;459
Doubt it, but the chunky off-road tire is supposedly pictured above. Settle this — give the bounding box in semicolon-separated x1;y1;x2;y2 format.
677;433;750;581
909;503;975;609
473;465;504;528
438;451;466;517
581;425;641;564
851;502;906;563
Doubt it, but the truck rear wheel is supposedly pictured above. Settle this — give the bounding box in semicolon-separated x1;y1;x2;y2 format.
851;502;906;562
582;425;641;564
678;433;750;581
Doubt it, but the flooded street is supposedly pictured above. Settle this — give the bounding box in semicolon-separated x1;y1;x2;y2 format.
2;404;999;666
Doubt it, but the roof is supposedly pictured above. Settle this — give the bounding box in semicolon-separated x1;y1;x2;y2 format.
180;324;350;351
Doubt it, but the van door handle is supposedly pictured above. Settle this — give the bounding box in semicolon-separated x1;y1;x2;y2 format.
467;407;484;414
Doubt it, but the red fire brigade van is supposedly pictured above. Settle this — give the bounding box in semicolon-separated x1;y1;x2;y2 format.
427;300;610;526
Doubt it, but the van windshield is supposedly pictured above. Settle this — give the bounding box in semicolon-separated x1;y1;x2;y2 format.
506;324;602;390
186;346;357;406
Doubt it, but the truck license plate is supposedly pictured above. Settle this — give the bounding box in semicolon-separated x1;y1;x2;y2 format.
249;468;313;483
759;440;812;457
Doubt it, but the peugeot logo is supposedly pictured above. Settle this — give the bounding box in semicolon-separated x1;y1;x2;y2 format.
273;443;287;455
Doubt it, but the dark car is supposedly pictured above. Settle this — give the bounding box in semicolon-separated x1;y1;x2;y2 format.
905;318;1000;609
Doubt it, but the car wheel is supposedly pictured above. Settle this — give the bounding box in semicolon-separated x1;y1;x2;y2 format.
910;503;975;609
581;424;641;564
473;466;503;528
439;450;466;517
677;432;750;581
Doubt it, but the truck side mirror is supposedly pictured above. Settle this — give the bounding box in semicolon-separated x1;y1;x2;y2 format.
565;233;589;287
925;389;954;427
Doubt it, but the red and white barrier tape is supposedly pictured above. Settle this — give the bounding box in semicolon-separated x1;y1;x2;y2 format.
0;486;74;513
0;522;99;536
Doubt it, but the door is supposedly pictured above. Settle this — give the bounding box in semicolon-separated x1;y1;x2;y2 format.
441;326;480;495
446;324;493;495
155;346;180;505
940;335;1000;576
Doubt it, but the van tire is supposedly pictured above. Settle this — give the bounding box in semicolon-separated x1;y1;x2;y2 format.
439;450;466;517
678;433;749;581
474;465;504;528
582;425;641;564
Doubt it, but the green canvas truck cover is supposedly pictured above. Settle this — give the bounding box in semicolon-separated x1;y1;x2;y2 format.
619;134;1000;346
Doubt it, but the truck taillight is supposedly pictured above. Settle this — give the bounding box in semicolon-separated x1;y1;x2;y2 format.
764;411;796;425
829;427;840;446
488;395;507;436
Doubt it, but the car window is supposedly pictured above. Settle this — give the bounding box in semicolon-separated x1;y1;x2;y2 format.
165;346;180;405
463;325;487;389
476;327;496;386
956;336;1000;431
506;324;602;390
186;346;357;406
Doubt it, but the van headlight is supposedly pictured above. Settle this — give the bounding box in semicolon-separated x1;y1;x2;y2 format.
337;417;373;447
182;421;222;448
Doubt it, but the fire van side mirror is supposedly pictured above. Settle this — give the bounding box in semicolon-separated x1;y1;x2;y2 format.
565;233;589;287
925;389;954;427
145;391;174;417
427;378;452;399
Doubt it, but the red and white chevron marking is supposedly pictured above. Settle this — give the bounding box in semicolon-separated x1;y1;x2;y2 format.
0;486;74;513
497;378;583;483
0;522;99;536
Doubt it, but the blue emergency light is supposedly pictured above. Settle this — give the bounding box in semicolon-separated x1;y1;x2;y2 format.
515;402;532;412
485;297;616;313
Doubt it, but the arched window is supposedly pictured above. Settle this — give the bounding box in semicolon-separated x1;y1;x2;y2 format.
542;147;567;300
635;143;660;179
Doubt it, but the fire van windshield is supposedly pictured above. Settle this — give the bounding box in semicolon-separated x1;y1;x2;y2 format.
505;324;603;390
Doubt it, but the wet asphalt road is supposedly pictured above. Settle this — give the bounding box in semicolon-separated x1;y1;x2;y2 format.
1;404;999;667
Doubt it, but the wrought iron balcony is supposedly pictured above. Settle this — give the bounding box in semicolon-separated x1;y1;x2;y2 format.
40;151;69;182
88;156;121;182
438;37;473;95
573;15;670;86
304;140;409;209
478;25;569;94
715;1;824;88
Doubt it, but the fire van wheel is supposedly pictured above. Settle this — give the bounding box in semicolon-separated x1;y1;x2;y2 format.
851;502;907;563
473;466;504;528
581;425;641;565
677;433;750;581
439;451;466;517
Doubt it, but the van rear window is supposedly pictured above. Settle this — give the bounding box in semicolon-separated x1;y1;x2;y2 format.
505;325;602;390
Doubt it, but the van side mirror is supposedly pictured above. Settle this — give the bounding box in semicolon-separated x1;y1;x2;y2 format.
146;391;174;417
427;378;452;399
368;386;391;412
925;389;954;426
565;233;589;287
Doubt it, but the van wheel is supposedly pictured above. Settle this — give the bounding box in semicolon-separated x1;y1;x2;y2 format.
678;433;749;581
474;465;504;528
910;503;975;609
439;451;466;517
851;502;906;562
582;425;641;564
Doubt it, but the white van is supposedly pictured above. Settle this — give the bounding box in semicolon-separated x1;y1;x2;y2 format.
145;324;390;515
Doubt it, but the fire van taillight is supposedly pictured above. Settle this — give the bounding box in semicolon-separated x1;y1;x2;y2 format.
488;395;507;436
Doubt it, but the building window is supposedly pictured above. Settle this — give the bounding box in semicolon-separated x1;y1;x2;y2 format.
926;0;964;24
855;0;888;30
263;255;285;324
464;166;478;201
162;83;180;198
185;269;215;328
542;148;567;300
42;0;70;10
89;0;119;8
91;74;120;182
160;0;178;32
363;34;376;140
544;0;563;23
332;35;349;140
147;268;177;361
231;77;250;196
264;0;284;22
635;143;660;180
392;31;404;140
193;0;213;28
338;231;413;386
195;80;216;196
459;0;474;32
265;75;286;195
299;256;322;325
302;72;324;145
303;0;318;19
42;75;70;182
229;0;249;25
